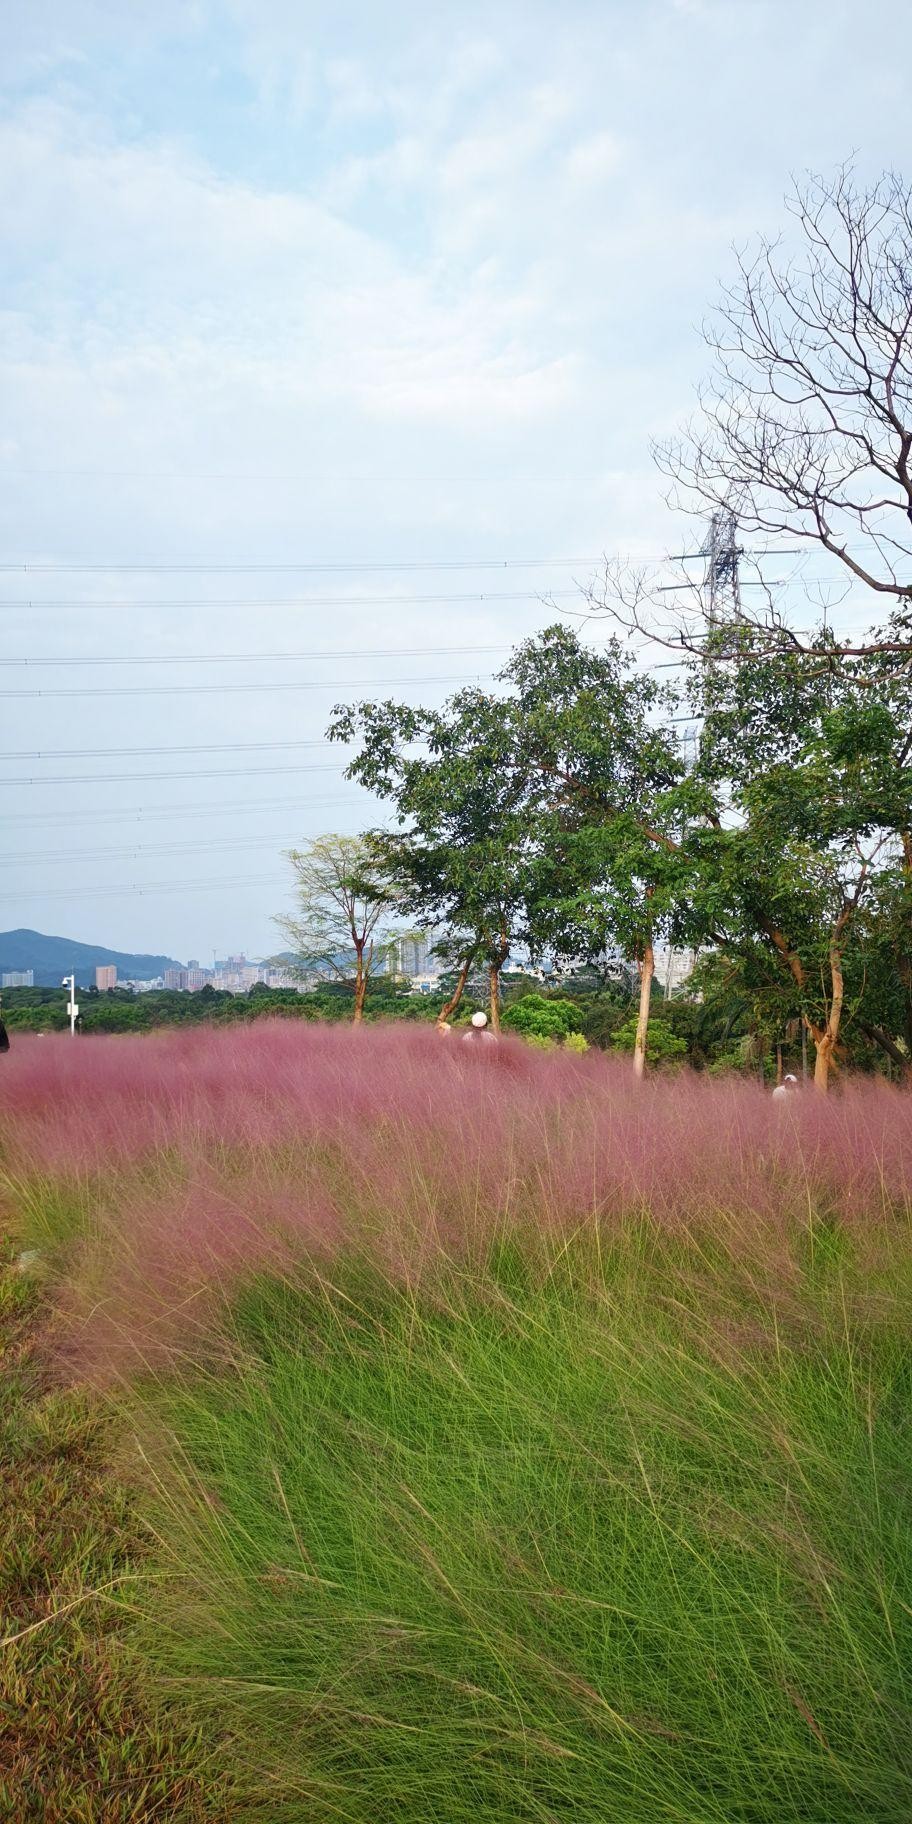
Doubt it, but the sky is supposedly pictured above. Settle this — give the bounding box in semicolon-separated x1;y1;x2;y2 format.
1;0;909;963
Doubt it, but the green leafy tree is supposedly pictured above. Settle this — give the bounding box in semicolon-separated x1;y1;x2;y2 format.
333;627;710;1073
611;1015;688;1067
328;690;533;1031
276;834;397;1024
499;627;695;1076
686;625;912;1088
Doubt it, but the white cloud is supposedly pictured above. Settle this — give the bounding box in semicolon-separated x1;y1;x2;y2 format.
4;0;904;956
565;131;624;186
0;97;574;437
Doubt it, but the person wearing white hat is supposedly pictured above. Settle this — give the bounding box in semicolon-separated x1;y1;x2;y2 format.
463;1010;497;1044
772;1073;799;1100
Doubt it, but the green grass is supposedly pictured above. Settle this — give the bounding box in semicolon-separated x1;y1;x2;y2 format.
6;1024;912;1818
127;1233;912;1823
0;1255;232;1823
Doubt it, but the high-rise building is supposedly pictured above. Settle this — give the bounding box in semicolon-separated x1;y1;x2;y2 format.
95;964;117;990
390;933;436;980
656;948;699;999
2;969;34;987
162;967;211;991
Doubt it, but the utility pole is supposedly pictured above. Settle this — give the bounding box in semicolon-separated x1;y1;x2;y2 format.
62;974;79;1035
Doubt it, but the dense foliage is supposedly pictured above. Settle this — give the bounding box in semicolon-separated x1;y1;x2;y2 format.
325;614;911;1086
0;980;437;1035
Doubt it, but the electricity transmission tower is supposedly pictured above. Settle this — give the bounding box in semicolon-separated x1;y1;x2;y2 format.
702;507;742;624
663;513;743;1002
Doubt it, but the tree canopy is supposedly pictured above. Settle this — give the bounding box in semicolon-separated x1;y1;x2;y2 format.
276;834;397;1023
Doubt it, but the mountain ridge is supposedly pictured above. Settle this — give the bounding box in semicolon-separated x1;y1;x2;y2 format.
0;928;183;987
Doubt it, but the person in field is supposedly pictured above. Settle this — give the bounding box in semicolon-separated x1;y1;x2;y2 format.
0;1018;9;1054
462;1010;496;1044
772;1073;798;1101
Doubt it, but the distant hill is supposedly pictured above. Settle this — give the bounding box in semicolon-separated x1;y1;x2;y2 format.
0;928;183;987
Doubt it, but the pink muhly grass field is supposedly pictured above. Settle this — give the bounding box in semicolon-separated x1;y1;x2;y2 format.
2;1021;910;1374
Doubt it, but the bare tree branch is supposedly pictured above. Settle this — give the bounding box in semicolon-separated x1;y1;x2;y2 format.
654;167;912;632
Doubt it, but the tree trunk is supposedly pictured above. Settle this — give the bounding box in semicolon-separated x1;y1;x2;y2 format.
488;963;502;1032
488;922;509;1033
633;940;654;1080
353;942;366;1024
857;1020;912;1083
438;955;472;1028
765;908;855;1095
810;942;845;1093
898;831;912;1065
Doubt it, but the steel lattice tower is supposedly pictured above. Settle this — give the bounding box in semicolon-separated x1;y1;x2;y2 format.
702;508;742;622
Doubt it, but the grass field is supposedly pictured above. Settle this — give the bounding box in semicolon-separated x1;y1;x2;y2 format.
2;1024;912;1820
0;1256;230;1822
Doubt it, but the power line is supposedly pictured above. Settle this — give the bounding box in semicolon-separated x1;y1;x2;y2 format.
1;737;334;760
0;557;597;575
654;579;791;593
2;762;349;787
1;831;309;866
0;641;517;669
0;547;811;576
1;793;349;827
0;872;292;903
1;656;705;714
0;671;496;700
0;591;577;612
0;466;599;480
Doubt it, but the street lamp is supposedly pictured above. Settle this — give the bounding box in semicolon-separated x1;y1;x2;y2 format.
62;975;79;1036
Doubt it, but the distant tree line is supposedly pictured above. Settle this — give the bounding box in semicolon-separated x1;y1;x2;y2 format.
0;970;796;1076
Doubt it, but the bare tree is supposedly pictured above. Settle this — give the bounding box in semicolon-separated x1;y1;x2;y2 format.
277;834;396;1023
589;167;912;664
667;166;912;603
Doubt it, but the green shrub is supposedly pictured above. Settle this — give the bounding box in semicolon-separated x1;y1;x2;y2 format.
610;1015;688;1066
502;992;582;1041
563;1028;589;1054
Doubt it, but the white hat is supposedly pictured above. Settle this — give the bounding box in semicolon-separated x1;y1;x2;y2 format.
471;1011;488;1028
784;1073;798;1083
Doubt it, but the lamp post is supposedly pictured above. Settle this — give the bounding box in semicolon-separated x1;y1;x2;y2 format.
62;975;79;1036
